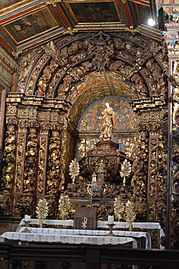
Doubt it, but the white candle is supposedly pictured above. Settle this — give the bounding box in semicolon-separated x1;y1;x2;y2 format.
108;215;114;224
24;214;31;222
92;172;97;183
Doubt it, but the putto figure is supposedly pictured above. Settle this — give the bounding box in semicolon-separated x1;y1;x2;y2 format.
99;102;115;140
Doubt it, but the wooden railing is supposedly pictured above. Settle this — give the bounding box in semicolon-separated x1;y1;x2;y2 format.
0;242;179;269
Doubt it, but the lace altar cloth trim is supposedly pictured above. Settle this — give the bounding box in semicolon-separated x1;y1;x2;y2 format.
0;232;137;248
97;221;162;230
17;219;163;237
17;219;74;230
18;227;151;249
18;219;161;230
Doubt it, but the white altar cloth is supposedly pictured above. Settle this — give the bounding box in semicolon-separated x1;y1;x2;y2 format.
17;227;151;249
17;219;164;240
17;219;162;230
0;231;137;248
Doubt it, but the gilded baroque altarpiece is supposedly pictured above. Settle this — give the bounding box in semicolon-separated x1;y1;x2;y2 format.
0;31;177;247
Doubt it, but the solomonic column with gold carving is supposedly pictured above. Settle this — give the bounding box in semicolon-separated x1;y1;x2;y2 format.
11;105;39;218
1;124;16;216
45;111;65;218
13;119;28;217
37;122;50;198
1;103;17;216
46;128;61;218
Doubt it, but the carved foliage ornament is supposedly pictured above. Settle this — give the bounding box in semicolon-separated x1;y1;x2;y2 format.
46;130;61;194
15;32;167;101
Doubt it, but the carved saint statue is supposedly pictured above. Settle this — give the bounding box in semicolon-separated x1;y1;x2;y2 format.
99;102;115;140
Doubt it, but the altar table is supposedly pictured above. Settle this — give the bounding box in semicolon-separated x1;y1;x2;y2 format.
0;230;137;249
16;218;163;248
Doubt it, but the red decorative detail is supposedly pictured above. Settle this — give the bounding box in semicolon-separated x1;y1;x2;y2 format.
0;3;45;24
0;37;13;53
123;2;133;26
55;5;71;28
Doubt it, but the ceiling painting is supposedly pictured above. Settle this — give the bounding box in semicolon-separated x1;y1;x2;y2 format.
3;7;59;43
0;0;161;54
66;1;121;23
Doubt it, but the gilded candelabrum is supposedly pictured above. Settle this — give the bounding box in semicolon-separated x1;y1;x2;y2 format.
106;215;115;236
58;193;72;219
36;198;49;227
114;196;125;221
22;215;31;233
87;172;104;206
69;158;80;184
120;159;131;186
125;200;136;231
114;196;136;231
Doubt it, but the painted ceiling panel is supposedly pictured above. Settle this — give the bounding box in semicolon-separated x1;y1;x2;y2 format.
3;7;59;43
0;0;161;54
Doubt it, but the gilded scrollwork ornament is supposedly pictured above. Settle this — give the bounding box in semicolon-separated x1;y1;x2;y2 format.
37;136;48;195
36;59;58;97
16;49;42;93
15;135;26;193
46;130;61;195
38;123;50;197
13;194;35;218
25;54;50;96
23;128;38;193
114;196;125;221
3;125;16;191
147;125;167;225
171;63;179;247
131;132;148;219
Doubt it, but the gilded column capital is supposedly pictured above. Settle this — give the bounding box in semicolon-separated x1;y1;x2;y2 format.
18;120;29;131
40;122;51;133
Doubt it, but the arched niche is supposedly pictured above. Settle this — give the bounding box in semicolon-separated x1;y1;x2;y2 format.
75;95;138;162
68;71;140;128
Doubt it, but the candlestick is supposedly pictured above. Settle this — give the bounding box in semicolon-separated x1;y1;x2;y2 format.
108;215;114;225
23;215;31;233
24;214;31;222
106;215;115;236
